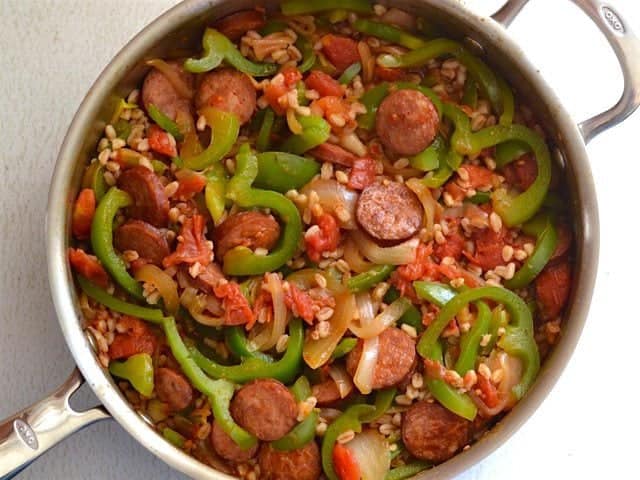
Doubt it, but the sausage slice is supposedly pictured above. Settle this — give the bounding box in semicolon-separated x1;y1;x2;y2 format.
195;68;257;125
258;442;322;480
142;60;194;121
210;420;259;463
356;182;422;242
402;400;471;463
346;327;416;389
376;89;439;156
311;380;342;407
114;220;169;266
155;367;193;411
214;210;280;259
214;10;266;41
117;166;170;227
230;379;298;441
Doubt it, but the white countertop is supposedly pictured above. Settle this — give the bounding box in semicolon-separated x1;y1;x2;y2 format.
1;1;639;478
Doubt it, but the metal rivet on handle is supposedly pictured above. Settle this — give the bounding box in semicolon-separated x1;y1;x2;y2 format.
601;6;625;34
13;419;39;450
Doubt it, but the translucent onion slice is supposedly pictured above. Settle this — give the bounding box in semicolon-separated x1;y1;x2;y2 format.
343;237;375;273
249;273;288;351
180;287;223;326
353;335;379;394
349;297;411;339
344;430;390;480
301;179;358;229
351;230;418;265
134;264;179;314
406;177;440;240
328;364;354;398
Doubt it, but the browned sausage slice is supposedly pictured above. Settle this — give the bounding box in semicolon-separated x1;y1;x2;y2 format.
117;166;170;227
210;420;259;463
402;400;471;463
155;367;193;411
376;89;439;156
356;182;423;242
142;60;194;121
311;380;342;407
114;220;169;266
308;143;357;167
214;10;266;42
258;442;322;480
214;210;280;259
346;327;416;389
230;379;297;441
195;69;257;125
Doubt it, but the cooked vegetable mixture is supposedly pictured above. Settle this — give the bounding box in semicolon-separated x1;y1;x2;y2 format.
70;1;573;478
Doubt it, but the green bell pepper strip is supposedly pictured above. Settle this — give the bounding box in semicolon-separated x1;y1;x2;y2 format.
378;39;513;124
256;107;276;152
223;144;303;276
272;377;318;451
462;76;478;108
260;20;288;36
321;404;375;480
454;301;491;375
359;388;396;423
330;337;358;360
416;285;540;400
162;427;186;448
357;82;390;130
495;140;531;168
281;0;372;16
413;281;456;308
204;162;228;224
496;75;515;126
182;108;239;171
90;187;144;300
421;141;455;189
114;119;132;141
224;327;274;363
297;36;317;74
383;287;424;333
481;305;508;356
347;265;395;293
327;9;349;23
386;463;431;480
77;275;164;323
467;191;491;205
82;162;108;201
184;28;278;77
190;318;304;383
147;104;183;141
504;213;558;289
338;62;362;85
424;341;478;420
352;19;428;50
280;115;331;154
254;151;320;193
108;353;154;397
410;135;444;172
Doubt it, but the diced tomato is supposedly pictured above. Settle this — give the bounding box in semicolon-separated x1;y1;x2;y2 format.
109;315;157;360
148;124;178;157
305;70;344;98
476;374;500;408
433;226;465;261
174;170;207;201
321;34;360;73
72;188;96;240
284;283;315;324
309;142;357;167
282;65;302;87
465;226;508;271
348;158;377;190
396;243;436;283
437;263;482;288
459;164;494;189
252;286;274;327
264;82;288;115
550;223;572;262
214;280;256;329
311;96;353;131
374;65;404;81
536;261;571;319
502;153;538;191
444;182;466;203
68;248;109;288
332;443;360;480
305;213;341;263
423;358;447;381
163;215;213;267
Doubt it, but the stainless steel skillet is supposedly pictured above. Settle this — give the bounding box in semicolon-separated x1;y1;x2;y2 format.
2;0;639;478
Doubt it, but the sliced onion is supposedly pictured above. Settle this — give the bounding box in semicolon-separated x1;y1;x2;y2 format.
180;287;224;326
351;230;419;265
472;352;523;417
339;132;367;157
442;206;465;218
146;59;194;100
301;179;358;229
344;430;390;480
303;291;356;369
381;7;417;31
355;292;377;328
406;178;440;240
343;237;375;273
249;273;288;351
353;335;379;394
349;297;411;339
328;365;354;399
135;264;179;314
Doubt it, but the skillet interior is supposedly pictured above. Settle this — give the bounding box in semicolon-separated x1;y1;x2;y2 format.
47;0;599;478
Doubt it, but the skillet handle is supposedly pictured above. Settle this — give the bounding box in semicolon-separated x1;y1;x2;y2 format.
0;369;110;479
492;0;640;144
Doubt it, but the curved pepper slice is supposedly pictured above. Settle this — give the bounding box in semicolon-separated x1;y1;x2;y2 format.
353;19;428;50
90;187;144;300
347;265;395;293
280;115;331;155
254;151;320;193
189;317;304;384
281;0;372;15
109;353;154;397
385;462;431;480
182;107;239;171
222;144;303;276
204;162;228;223
225;326;275;363
184;28;278;77
272;376;318;451
454;301;491;375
